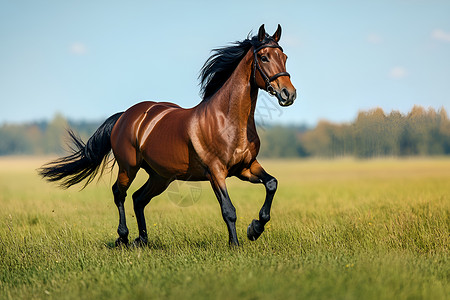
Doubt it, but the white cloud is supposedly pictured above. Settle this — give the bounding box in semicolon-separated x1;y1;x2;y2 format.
367;33;383;44
431;29;450;42
389;66;407;79
69;42;87;55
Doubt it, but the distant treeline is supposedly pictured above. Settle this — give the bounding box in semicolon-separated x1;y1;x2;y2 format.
259;106;450;158
0;114;99;156
1;106;449;158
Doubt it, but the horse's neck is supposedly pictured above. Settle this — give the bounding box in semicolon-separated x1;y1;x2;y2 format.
208;50;258;127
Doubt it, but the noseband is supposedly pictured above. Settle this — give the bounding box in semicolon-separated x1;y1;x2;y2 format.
253;44;291;95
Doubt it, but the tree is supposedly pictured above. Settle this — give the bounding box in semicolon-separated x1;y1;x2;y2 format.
44;113;69;154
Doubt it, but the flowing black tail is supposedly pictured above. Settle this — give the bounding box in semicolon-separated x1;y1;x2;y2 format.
38;112;124;189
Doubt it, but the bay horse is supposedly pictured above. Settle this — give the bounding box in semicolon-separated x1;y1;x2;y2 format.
39;24;297;246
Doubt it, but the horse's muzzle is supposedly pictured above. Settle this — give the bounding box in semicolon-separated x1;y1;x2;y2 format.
276;87;297;107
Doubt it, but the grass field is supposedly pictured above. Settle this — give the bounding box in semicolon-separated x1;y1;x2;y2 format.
0;157;448;299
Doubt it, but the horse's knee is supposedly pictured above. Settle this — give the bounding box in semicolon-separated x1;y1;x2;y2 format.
222;205;237;223
265;177;278;194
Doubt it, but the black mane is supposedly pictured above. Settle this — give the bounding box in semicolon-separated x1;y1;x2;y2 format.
199;33;276;101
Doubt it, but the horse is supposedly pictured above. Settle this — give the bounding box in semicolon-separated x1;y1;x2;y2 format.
39;24;297;246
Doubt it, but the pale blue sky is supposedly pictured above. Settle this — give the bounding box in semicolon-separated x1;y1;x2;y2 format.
1;0;449;125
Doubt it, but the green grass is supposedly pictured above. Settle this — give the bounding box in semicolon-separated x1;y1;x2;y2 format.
0;157;449;299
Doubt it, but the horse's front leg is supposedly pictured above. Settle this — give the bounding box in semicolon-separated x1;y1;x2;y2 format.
208;169;239;246
238;160;277;241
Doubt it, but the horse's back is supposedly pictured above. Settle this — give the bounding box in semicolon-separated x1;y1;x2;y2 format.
112;101;172;146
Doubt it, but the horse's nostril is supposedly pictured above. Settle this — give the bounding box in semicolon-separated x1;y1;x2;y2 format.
281;88;290;100
292;89;297;101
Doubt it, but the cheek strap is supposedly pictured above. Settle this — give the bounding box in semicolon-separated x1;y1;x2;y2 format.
253;44;290;94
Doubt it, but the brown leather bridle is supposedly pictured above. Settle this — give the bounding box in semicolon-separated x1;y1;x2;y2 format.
253;44;291;95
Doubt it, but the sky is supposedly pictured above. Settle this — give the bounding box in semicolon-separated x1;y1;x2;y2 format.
1;0;449;126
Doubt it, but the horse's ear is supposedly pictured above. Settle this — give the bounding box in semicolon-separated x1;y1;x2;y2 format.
258;24;266;42
272;24;282;42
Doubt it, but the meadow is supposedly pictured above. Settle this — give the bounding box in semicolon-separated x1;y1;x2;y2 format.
0;157;448;299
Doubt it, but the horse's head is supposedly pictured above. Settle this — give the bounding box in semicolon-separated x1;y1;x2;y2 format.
253;24;297;107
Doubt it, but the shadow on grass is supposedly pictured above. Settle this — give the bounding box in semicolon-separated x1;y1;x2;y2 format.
104;239;169;250
103;236;231;251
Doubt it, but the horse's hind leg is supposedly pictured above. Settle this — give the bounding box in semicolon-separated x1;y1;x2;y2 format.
132;171;170;246
113;166;139;246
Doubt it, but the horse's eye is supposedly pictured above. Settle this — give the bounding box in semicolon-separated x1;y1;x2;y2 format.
261;56;269;62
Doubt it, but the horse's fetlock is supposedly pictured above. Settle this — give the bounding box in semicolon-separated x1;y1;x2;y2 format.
117;225;129;237
259;212;270;224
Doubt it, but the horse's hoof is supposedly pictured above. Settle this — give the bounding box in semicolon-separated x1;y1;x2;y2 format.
132;236;148;247
247;219;264;241
115;237;129;247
